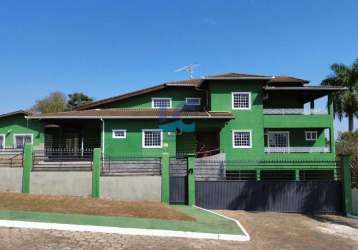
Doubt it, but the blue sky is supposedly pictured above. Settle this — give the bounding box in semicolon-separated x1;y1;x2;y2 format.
0;0;357;133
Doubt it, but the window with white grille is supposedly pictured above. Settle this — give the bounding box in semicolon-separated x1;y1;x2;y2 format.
305;131;317;141
142;129;163;148
14;134;33;149
152;98;172;109
232;92;251;110
112;129;126;139
0;134;4;149
185;98;201;106
233;130;252;148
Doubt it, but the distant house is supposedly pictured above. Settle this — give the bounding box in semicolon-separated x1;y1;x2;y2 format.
0;72;345;176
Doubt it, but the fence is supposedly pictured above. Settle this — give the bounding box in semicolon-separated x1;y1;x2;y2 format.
194;159;343;212
101;156;161;176
32;148;93;171
169;157;188;204
0;149;23;168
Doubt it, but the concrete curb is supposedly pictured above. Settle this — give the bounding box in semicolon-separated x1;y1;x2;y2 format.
194;206;250;241
347;213;358;220
0;219;249;241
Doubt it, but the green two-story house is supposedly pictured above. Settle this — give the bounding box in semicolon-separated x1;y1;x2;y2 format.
0;73;345;173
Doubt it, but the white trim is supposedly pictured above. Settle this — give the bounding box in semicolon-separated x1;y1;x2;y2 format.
151;97;172;109
0;219;249;242
112;129;127;139
194;206;250;241
142;129;163;148
185;97;201;106
0;134;5;149
13;133;33;149
232;130;252;148
232;92;251;110
305;131;317;141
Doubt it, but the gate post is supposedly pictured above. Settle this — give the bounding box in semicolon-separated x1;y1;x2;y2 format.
91;148;101;198
161;153;170;204
342;155;352;215
22;143;33;193
187;153;196;206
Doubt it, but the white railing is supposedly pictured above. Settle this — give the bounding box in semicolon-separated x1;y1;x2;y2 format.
264;147;330;153
263;109;328;115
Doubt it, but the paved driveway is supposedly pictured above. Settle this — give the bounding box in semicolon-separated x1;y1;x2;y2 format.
1;211;358;249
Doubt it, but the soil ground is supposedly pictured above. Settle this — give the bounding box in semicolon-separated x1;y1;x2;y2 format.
0;192;194;221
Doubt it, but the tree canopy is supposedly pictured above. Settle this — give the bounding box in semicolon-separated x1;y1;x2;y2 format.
32;92;68;113
67;92;93;109
321;58;358;131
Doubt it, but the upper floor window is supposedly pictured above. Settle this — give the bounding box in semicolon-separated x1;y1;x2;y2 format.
14;134;33;149
305;131;317;141
152;98;172;109
233;130;252;148
232;92;251;110
142;129;163;148
185;97;201;106
112;129;126;139
0;134;4;149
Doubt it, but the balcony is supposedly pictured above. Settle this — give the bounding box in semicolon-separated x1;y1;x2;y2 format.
264;147;330;153
263;108;328;115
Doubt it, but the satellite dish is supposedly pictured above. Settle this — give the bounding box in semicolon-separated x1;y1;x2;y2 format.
175;64;199;79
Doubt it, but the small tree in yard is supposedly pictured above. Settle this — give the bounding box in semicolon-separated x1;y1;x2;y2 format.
336;131;358;187
32;92;68;113
67;92;93;109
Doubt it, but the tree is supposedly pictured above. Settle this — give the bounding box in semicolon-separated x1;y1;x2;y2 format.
32;92;67;113
336;131;358;187
321;59;358;131
67;92;93;109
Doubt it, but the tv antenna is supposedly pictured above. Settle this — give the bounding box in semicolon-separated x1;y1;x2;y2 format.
175;64;199;79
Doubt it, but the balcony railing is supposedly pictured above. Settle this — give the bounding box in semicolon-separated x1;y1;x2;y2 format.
263;109;328;115
264;147;330;153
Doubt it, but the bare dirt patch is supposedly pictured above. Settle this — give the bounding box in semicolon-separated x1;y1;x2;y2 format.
0;192;194;221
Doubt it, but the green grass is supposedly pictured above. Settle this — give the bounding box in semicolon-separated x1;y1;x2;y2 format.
0;205;243;235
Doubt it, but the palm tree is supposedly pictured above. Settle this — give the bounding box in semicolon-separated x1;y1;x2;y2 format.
321;59;358;131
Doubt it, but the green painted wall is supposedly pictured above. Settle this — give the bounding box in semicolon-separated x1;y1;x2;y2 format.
209;80;266;161
0;114;44;148
97;87;205;110
103;119;177;158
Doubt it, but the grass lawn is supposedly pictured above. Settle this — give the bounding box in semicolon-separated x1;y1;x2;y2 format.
0;192;244;235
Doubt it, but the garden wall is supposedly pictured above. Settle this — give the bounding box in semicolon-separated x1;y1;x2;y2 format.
353;188;358;214
30;172;92;197
0;168;22;192
100;176;161;201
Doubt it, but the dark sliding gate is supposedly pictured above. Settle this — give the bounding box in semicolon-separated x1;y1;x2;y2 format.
169;158;188;204
195;160;343;213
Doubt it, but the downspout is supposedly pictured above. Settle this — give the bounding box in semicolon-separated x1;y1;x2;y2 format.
100;118;105;160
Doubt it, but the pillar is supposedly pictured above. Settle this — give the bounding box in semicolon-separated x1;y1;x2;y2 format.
91;148;101;198
187;154;196;206
161;153;170;203
342;155;352;215
22;144;33;193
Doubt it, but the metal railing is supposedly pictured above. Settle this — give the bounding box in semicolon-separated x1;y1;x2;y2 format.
263;108;328;115
0;149;23;168
264;147;330;153
194;159;341;181
102;156;161;176
32;148;93;171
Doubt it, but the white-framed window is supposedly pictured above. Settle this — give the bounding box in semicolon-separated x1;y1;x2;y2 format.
13;134;33;149
185;97;201;106
232;130;252;148
268;131;290;148
142;129;163;148
112;129;126;139
305;131;318;141
0;134;5;149
232;92;251;110
152;98;172;109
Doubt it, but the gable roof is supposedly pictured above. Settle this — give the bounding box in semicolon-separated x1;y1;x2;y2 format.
74;72;310;110
28;108;233;120
0;110;32;119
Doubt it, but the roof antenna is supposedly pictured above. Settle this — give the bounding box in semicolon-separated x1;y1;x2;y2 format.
175;64;199;79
